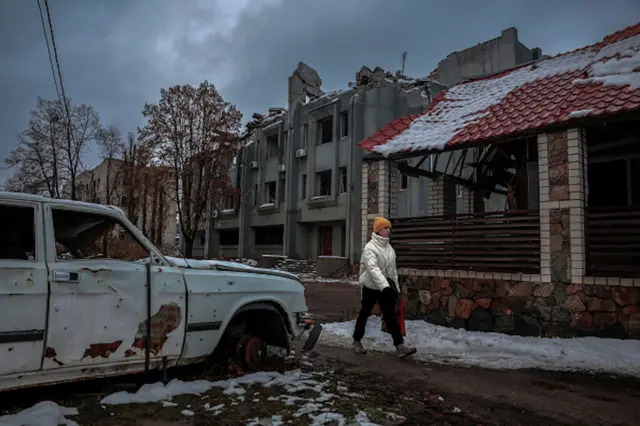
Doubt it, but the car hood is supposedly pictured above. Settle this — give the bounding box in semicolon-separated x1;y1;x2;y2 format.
161;256;300;281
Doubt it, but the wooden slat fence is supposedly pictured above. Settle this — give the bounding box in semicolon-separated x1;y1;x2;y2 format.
586;206;640;278
391;210;541;274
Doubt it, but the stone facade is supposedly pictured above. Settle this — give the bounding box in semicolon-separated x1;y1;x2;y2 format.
400;275;640;338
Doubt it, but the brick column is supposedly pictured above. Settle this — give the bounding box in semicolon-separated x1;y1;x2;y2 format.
389;161;398;217
361;160;379;250
538;128;586;285
567;128;587;283
428;179;444;216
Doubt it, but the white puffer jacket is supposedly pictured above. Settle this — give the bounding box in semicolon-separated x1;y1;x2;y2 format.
359;232;399;292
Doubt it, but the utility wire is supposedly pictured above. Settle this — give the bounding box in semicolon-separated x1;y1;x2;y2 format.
43;0;73;126
42;0;77;199
37;0;62;102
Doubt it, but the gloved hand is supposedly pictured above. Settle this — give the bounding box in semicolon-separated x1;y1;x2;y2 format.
382;285;399;304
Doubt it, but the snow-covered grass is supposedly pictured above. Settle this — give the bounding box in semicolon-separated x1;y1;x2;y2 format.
320;317;640;378
0;401;78;426
97;369;392;425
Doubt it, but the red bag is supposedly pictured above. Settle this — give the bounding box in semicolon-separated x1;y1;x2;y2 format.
381;301;406;336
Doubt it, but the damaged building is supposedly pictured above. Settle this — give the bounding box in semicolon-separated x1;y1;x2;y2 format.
194;27;542;264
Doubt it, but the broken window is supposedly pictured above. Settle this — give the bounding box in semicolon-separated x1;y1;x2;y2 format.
318;116;333;144
264;181;276;204
339;167;348;193
315;170;332;197
254;184;258;205
52;209;149;262
340;111;349;138
301;174;307;199
266;134;278;158
0;205;36;260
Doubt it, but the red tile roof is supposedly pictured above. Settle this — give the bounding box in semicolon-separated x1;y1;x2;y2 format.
359;22;640;156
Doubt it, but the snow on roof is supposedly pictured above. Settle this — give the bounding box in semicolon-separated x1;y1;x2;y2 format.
359;22;640;157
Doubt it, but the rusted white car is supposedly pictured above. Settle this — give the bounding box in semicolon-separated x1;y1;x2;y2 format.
0;192;320;392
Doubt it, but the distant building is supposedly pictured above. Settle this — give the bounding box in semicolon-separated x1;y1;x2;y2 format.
69;158;178;251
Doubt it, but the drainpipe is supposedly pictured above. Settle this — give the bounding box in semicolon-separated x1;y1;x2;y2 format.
345;91;359;264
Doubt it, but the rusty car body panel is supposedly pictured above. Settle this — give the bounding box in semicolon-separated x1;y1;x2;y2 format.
0;192;311;392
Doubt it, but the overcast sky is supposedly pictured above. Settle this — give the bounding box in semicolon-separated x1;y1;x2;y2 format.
1;0;639;182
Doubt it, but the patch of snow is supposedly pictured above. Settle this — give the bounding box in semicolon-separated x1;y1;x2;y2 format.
574;47;640;89
161;401;178;407
320;317;640;377
181;409;194;416
374;34;640;157
259;202;276;209
354;410;379;426
309;411;346;425
310;195;329;200
453;407;462;413
0;401;78;426
568;109;593;118
221;208;235;214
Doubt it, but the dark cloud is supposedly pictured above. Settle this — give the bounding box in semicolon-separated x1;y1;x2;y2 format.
1;0;638;181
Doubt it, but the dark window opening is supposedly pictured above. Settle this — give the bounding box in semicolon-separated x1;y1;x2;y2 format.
219;229;239;246
318;116;333;144
589;160;627;207
303;124;309;148
301;174;307;199
254;225;284;245
340;111;349;138
264;181;276;204
278;177;286;204
0;205;36;260
400;173;408;190
199;232;206;246
315;170;332;196
253;184;258;205
266;134;278;158
52;209;148;262
339;167;348;193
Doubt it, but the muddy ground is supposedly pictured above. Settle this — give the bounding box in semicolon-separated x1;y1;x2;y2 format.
1;281;639;425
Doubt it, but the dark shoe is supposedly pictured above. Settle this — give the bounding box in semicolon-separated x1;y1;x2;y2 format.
396;344;417;358
352;340;367;354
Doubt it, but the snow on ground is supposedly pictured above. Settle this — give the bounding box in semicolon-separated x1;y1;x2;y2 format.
320;317;640;378
0;401;78;426
99;369;394;425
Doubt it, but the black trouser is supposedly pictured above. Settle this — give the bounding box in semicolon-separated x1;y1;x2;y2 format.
353;286;404;347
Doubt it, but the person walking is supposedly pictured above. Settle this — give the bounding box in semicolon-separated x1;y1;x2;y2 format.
352;217;417;358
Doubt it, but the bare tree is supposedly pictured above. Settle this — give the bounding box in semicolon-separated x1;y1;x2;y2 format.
4;97;101;199
139;81;242;257
96;125;124;205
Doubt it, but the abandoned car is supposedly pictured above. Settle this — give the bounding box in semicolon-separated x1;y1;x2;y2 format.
0;192;320;392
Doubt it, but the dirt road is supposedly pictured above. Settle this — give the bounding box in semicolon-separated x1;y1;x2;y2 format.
1;280;638;425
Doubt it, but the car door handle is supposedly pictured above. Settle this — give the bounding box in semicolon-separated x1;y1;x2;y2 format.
53;271;80;283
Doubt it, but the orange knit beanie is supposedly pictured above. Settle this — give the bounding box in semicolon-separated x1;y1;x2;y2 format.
373;217;392;234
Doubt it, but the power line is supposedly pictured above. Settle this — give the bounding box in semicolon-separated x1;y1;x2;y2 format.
36;0;61;102
42;0;72;126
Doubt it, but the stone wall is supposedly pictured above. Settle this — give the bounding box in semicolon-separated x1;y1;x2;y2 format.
400;275;640;338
